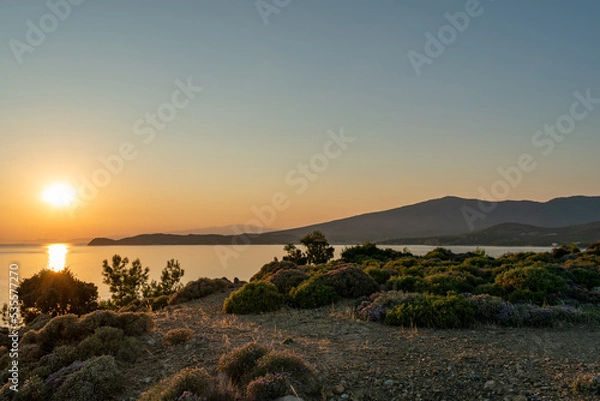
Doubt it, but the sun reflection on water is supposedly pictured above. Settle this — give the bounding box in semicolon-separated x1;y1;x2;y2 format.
47;244;68;271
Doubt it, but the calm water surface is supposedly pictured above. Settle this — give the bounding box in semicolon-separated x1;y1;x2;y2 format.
0;244;552;299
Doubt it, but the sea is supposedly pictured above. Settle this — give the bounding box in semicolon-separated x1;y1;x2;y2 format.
0;244;552;300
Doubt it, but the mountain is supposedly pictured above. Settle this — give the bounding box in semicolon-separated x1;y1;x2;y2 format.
379;221;600;247
169;225;275;235
88;195;600;246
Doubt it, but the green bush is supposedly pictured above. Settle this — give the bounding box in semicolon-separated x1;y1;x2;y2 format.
569;267;600;290
341;242;405;264
424;271;477;295
495;265;568;304
138;367;215;401
386;275;428;292
52;355;123;401
217;342;270;384
266;268;309;294
223;282;283;314
385;294;475;329
290;278;339;309
365;265;393;284
320;264;380;298
164;328;194;345
250;261;298;282
169;277;233;305
424;247;456;261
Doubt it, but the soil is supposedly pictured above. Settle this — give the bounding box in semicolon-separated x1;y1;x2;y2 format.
122;288;600;401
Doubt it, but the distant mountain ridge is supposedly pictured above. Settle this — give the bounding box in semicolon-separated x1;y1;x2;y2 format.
379;221;600;247
88;195;600;246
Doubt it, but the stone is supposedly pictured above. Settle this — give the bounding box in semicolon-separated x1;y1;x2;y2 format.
332;384;345;395
484;380;496;390
384;379;395;387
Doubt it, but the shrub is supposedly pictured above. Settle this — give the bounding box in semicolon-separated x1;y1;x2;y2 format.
365;265;393;285
78;310;121;334
474;283;505;297
495;265;568;304
76;326;143;363
247;351;319;396
37;345;79;373
250;261;298;282
223;282;283;314
115;312;155;336
35;314;82;351
217;342;269;384
290;278;339;309
138;367;215;401
151;295;170;310
385;294;475;329
164;328;194;345
569;267;600;290
320;264;380;298
245;372;290;401
18;269;98;323
341;242;405;264
467;294;511;324
267;269;309;294
169;277;232;305
356;291;422;322
52;355;123;401
14;375;49;401
424;272;477;295
387;275;428;292
118;298;151;312
424;247;455;261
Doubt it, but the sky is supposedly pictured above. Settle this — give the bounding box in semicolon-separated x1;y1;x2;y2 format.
1;0;599;243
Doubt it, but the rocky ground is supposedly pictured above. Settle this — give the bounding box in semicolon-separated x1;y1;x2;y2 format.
122;289;600;401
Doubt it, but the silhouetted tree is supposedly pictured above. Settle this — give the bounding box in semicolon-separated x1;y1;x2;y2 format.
300;231;335;265
282;243;308;265
102;255;149;306
18;268;98;323
143;259;185;297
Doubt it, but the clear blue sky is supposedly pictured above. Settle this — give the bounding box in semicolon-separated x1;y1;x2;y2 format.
1;0;599;241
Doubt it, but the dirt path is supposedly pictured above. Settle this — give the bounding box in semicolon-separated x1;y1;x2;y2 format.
122;290;600;401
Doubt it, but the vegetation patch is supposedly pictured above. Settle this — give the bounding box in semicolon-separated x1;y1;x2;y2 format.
164;328;194;345
290;277;339;309
320;264;380;298
169;277;233;305
223;282;283;314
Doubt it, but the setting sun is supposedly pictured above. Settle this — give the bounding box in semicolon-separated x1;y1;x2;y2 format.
42;183;76;207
